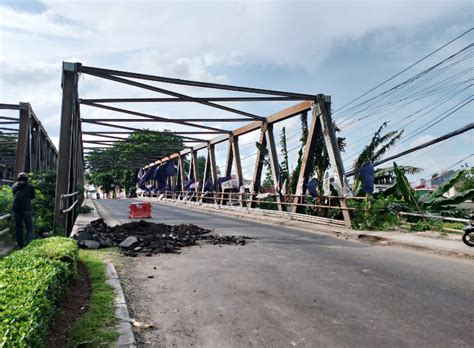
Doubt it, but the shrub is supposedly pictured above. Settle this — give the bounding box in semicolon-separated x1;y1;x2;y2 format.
0;237;78;347
348;196;405;230
0;186;14;242
410;219;444;232
29;171;57;234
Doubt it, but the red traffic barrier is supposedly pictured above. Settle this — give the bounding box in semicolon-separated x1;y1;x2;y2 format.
129;202;152;219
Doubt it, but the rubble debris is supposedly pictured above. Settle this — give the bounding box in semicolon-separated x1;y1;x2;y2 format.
119;236;138;249
79;240;100;249
73;219;251;256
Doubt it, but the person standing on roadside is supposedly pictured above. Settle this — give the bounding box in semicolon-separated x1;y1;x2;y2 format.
12;172;35;248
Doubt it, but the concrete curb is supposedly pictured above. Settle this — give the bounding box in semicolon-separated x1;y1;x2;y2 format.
105;261;136;348
70;202;135;347
139;198;474;261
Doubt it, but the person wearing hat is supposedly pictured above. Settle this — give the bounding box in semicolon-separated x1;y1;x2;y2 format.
12;172;36;248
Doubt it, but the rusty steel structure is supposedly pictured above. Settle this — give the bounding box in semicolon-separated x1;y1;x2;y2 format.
56;62;353;232
0;103;58;184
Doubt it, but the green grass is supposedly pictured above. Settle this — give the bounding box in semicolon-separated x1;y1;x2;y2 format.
68;250;118;348
442;221;465;231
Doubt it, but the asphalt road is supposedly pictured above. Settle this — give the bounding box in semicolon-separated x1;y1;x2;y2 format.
95;199;473;348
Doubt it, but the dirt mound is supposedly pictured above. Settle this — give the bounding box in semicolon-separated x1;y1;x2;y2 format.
74;218;250;256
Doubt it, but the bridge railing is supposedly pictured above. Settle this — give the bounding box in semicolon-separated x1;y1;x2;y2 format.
59;191;80;214
0;213;11;237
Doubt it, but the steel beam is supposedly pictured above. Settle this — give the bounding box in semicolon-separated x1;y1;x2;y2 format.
81;71;265;121
54;63;78;231
80;96;305;103
81;102;228;133
79;65;317;99
318;101;352;228
265;124;284;211
250;124;267;207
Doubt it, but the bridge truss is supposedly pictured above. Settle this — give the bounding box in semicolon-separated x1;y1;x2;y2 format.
0;103;58;184
56;62;352;232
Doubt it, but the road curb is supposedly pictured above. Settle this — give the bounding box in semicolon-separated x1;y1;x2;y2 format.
104;261;136;348
140;198;474;261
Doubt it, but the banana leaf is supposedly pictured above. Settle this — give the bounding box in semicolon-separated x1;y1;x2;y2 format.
429;188;474;207
420;170;466;205
393;162;419;208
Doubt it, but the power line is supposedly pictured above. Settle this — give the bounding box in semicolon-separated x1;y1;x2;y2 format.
334;27;473;114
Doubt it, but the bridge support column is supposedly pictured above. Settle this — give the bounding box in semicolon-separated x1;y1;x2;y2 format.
318;99;352;228
54;62;80;234
231;135;244;207
250;124;267;208
265;124;285;211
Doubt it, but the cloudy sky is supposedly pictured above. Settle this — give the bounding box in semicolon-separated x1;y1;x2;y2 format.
0;0;472;181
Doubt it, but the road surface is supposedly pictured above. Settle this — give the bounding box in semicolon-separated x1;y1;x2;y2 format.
95;199;473;348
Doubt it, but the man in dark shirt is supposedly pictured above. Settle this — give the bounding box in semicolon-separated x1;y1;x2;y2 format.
12;172;35;248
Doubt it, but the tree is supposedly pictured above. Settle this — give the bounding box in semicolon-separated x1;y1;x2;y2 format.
85;130;185;195
279;127;290;193
0;131;16;175
374;165;422;185
457;166;474;192
289;115;346;195
353;122;403;192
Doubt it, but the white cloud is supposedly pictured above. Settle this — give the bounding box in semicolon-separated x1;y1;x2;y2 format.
410;134;436;148
0;0;470;153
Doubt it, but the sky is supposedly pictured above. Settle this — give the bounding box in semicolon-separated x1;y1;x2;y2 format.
0;0;472;182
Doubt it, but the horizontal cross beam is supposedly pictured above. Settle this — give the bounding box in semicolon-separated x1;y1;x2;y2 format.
82;118;250;123
79;96;307;103
81;101;230;133
79;65;317;99
83;130;223;135
81;71;265;121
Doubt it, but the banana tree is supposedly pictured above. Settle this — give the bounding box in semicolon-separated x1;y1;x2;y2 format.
384;165;473;213
419;169;474;209
353;122;403;192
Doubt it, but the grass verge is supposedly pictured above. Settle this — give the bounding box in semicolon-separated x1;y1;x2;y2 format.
67;250;118;347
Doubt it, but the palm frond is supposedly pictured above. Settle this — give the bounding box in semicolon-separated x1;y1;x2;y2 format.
375;165;422;178
371;130;404;162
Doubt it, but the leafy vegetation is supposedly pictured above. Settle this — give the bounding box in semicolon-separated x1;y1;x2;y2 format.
256;115;345;200
348;196;404;230
29;171;57;234
0;186;13;236
410;219;444;232
442;221;465;231
0;237;78;347
0;171;58;236
352;122;403;192
68;250;117;347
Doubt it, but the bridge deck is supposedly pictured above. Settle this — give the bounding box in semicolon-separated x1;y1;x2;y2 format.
94;199;473;347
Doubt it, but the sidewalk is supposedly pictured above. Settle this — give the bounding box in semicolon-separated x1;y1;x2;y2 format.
138;197;474;260
349;230;474;259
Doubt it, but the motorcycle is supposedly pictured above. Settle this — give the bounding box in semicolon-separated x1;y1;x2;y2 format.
462;214;474;247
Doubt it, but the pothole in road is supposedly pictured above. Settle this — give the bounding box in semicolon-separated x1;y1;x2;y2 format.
74;218;251;256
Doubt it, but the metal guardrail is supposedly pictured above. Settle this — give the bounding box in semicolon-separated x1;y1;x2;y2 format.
152;197;347;227
60;191;79;199
398;212;468;224
60;191;80;214
398;212;468;233
0;214;11;222
0;213;11;237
